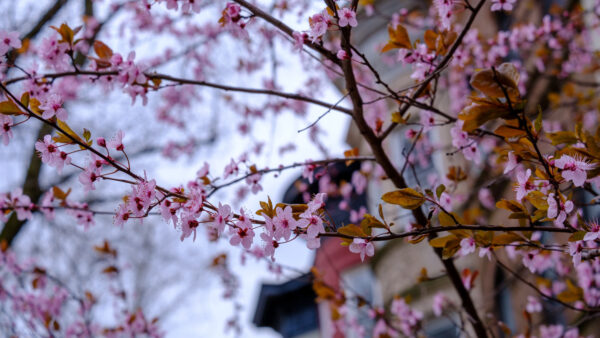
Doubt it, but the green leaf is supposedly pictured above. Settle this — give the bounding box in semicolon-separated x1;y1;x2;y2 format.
436;184;446;199
20;92;30;108
547;131;578;146
429;235;457;248
83;128;91;142
526;191;548;211
438;212;456;227
338;224;367;238
469;63;520;100
492;232;523;245
496;199;525;213
381;188;425;209
568;231;586;242
557;279;583;303
534;106;543;133
0;100;23;116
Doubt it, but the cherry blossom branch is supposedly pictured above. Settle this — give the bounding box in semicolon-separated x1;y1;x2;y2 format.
333;0;489;335
297;91;352;132
379;0;487;141
232;0;341;66
319;224;573;242
0;83;146;184
207;156;375;197
5;70;353;115
494;255;600;313
0;205;161;216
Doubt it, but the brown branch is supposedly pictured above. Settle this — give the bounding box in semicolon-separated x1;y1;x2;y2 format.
208;156;375;197
233;0;341;67
495;255;600;313
335;0;489;336
319;224;573;241
5;70;353;115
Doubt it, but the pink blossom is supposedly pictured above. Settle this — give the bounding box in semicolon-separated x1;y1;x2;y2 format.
245;173;262;194
421;110;436;132
210;203;232;235
525;296;542;313
292;31;306;52
181;0;202;13
450;120;469;148
298;213;324;250
554;154;594;187
223;159;239;179
38;36;70;70
96;137;106;147
547;193;573;226
118;52;147;85
196;162;210;178
478;188;495;209
568;241;584;266
39;94;68;120
438;191;452;210
308;12;330;43
225;3;241;19
350;206;367;223
583;221;600;241
338;8;358;28
114;203;130;227
0;31;21;55
78;166;101;192
336;49;349;60
260;229;278;261
128;179;157;217
0;114;13;145
491;0;517;12
272;206;298;241
230;209;254;249
40;191;55;220
184;184;206;215
107;130;125;151
432;292;447;316
67;202;95;229
515;168;533;201
160;199;180;226
433;0;454;30
460;237;476;256
162;0;178;10
539;325;563;338
35;135;60;164
302;192;326;216
9;188;33;220
53;151;71;174
521;250;552;273
564;329;580;338
462;144;481;164
372;318;395;338
180;214;200;241
302;162;316;183
349;238;374;261
504;151;520;174
351;171;367;195
390;298;423;336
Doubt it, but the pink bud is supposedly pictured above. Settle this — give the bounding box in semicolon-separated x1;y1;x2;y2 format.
97;137;106;147
337;49;349;60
